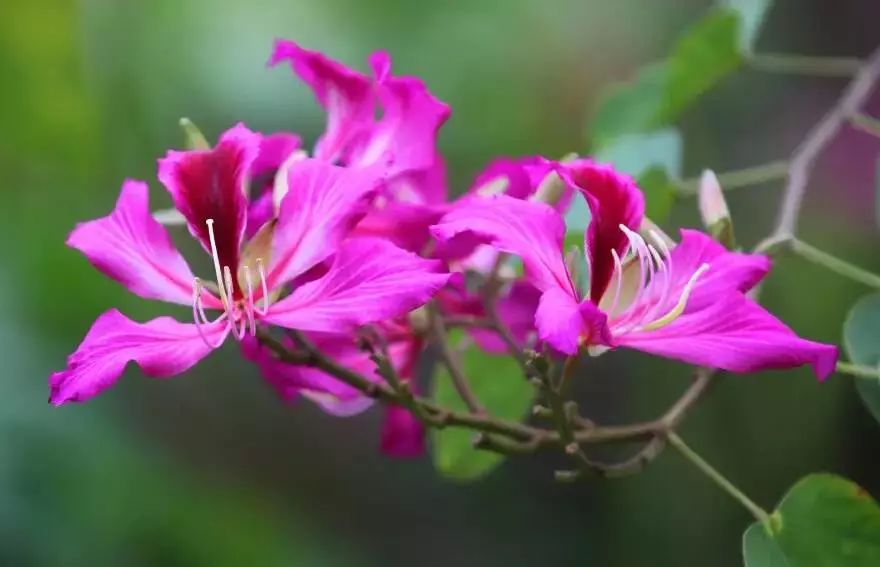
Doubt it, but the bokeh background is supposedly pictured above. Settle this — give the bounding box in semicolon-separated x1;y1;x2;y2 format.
2;0;879;565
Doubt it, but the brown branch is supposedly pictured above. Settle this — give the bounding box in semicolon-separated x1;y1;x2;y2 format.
773;46;880;240
429;307;485;414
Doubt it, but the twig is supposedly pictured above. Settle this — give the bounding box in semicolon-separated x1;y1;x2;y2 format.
837;361;880;380
667;432;772;525
429;307;485;414
677;161;789;196
790;238;880;289
747;53;863;78
773;46;880;239
850;113;880;137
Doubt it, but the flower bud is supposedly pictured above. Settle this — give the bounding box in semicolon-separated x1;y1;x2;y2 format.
179;117;210;151
698;169;735;248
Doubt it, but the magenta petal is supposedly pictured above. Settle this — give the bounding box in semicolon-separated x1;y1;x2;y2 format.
563;160;645;303
469;156;571;210
268;39;374;162
349;66;451;182
267;159;383;287
157;123;260;281
67;180;202;306
264;238;450;333
431;194;575;296
468;282;541;354
616;293;838;380
49;310;224;405
381;404;426;458
252;132;301;179
354;201;446;253
535;288;610;355
670;229;770;306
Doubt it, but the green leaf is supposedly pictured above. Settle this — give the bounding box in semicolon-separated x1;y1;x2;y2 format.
637;165;678;222
589;63;668;148
662;10;742;121
431;333;534;481
720;0;773;52
772;474;880;566
843;294;880;423
565;194;593;233
593;128;682;222
743;522;790;567
595;128;683;177
589;10;743;147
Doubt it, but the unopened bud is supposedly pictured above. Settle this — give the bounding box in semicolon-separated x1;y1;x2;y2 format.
179;117;210;150
698;170;735;248
407;305;431;336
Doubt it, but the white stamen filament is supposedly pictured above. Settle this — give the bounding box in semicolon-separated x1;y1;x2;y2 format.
206;219;228;310
641;263;710;331
242;266;257;337
255;258;270;316
192;219;267;345
606;249;624;316
607;225;710;335
192;278;229;348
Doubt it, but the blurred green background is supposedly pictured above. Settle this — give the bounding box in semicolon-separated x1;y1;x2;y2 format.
2;0;879;565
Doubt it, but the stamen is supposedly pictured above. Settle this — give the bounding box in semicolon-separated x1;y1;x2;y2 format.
641;263;710;331
206;219;228;310
223;266;246;340
242;265;257;337
606;249;624;316
615;225;651;326
192;278;229;348
255;258;270;316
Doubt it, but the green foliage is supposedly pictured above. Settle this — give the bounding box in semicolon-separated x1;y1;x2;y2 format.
721;0;773;51
843;294;880;423
663;10;742;122
743;522;789;567
587;1;774;221
875;158;880;229
742;474;880;566
432;333;534;481
593;128;681;221
588;10;743;148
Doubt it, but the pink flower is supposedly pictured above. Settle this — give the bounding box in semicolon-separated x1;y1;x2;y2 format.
50;124;450;405
268;40;451;252
431;159;839;379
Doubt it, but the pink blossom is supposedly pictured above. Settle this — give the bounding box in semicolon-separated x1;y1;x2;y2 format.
431;159;838;379
50;124;450;405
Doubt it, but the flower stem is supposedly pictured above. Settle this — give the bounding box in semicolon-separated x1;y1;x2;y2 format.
791;238;880;290
666;432;771;525
747;53;862;77
850;113;880;137
677;160;789;196
837;361;880;380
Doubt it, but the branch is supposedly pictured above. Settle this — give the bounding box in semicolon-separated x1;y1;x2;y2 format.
747;53;863;78
676;160;789;196
773;46;880;240
790;239;880;290
429;307;485;414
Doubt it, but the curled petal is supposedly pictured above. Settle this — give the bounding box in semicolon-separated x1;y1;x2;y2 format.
431;194;574;296
615;293;838;380
67;180;212;306
268;39;374;162
158;123;260;281
535;288;610;355
267;159;383;288
562;160;645;303
264;238;450;333
349;62;451;183
49;310;224;406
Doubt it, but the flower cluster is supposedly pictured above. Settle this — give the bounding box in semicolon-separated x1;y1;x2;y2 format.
51;40;838;457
